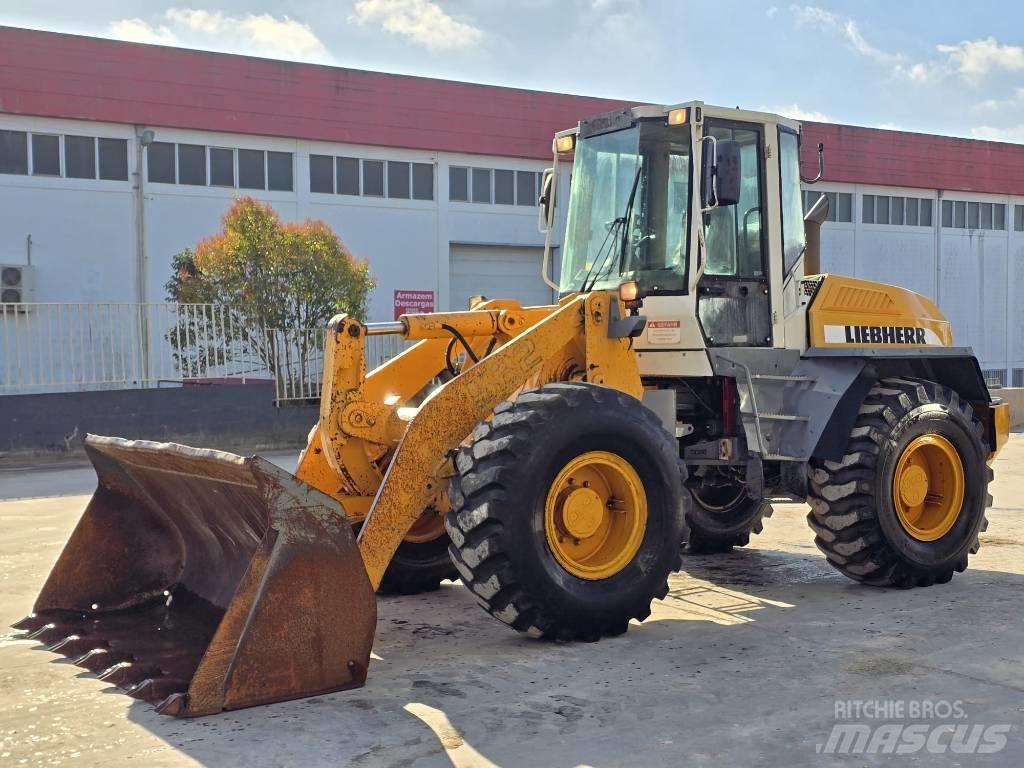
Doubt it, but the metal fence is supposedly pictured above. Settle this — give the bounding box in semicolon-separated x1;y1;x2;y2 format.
0;303;406;401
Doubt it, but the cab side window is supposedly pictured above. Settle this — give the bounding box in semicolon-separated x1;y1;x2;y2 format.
703;124;765;278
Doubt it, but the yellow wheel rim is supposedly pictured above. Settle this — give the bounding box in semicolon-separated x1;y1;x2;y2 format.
892;434;965;542
544;451;647;580
403;509;447;544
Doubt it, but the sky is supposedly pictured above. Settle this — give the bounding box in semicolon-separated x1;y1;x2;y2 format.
4;0;1024;142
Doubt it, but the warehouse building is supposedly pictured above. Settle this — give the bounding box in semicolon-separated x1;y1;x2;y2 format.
2;26;1024;390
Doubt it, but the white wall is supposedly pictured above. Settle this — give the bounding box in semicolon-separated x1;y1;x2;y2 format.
0;115;136;303
1;114;558;325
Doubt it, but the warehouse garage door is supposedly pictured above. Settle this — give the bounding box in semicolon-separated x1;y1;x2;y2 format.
449;245;557;311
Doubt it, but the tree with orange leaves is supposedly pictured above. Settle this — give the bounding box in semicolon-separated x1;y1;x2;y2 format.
166;197;375;388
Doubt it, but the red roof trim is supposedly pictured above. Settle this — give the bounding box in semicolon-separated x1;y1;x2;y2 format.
4;27;1024;194
0;27;631;160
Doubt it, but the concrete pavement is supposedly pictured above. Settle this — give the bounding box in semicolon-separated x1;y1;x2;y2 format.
1;443;1022;767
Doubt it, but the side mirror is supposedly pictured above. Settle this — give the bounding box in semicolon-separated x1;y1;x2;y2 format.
700;138;741;210
538;168;555;233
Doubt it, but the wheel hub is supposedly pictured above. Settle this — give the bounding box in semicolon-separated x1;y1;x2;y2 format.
544;451;647;580
892;434;965;542
561;487;605;539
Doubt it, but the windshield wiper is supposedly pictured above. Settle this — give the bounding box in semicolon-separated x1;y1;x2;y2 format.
579;161;643;293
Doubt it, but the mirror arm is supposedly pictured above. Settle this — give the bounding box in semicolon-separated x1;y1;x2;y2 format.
539;154;560;291
800;142;825;184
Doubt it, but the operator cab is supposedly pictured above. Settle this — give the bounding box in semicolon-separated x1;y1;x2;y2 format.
541;102;820;356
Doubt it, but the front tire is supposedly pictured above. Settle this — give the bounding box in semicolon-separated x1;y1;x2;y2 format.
446;383;688;641
807;377;991;587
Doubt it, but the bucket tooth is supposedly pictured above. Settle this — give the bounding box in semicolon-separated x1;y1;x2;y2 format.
74;648;127;672
99;661;162;687
155;693;189;717
48;635;94;656
128;677;189;702
13;613;49;632
28;624;69;645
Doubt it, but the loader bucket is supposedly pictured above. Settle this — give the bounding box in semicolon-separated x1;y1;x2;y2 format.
13;435;376;717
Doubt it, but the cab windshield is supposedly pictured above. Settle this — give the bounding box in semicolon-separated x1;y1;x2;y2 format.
560;121;692;294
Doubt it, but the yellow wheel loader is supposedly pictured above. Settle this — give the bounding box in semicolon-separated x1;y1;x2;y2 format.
15;102;1010;715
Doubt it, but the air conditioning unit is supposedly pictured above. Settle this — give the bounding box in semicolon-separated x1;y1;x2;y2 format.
1;264;34;308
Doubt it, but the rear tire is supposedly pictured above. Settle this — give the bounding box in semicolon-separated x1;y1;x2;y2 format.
685;470;773;553
807;377;991;587
446;383;688;640
361;511;459;595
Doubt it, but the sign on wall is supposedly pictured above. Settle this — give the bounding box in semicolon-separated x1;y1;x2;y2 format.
394;289;435;320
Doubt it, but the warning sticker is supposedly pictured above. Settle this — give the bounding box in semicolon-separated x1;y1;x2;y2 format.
647;319;681;345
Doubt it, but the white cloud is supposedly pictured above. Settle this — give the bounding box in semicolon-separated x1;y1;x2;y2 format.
790;5;839;27
874;122;903;131
938;38;1024;77
972;88;1024;111
107;8;328;61
763;103;832;122
766;6;779;18
109;18;179;46
970;124;1024;143
791;5;919;73
843;20;902;65
353;0;483;50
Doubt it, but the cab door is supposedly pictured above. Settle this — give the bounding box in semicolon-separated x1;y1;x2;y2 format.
697;119;773;347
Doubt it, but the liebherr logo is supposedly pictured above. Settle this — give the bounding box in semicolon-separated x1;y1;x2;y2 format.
824;324;943;346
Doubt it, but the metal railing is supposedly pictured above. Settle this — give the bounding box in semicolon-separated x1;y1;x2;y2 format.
0;303;407;402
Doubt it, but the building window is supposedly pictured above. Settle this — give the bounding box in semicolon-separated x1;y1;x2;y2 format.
387;161;410;199
0;129;28;175
267;151;293;191
310;154;334;193
98;138;128;181
147;142;175;183
941;199;1005;230
878;195;892;224
65;135;96;179
449;167;468;201
494;169;515;205
210;148;234;187
238;149;265;190
863;194;933;227
1014;368;1024;388
982;369;1006;388
363;160;385;196
471;168;492;203
891;196;905;225
1015;205;1024;232
517;171;536;206
31;134;60;176
337;157;360;195
805;191;852;222
412;162;433;200
177;144;207;186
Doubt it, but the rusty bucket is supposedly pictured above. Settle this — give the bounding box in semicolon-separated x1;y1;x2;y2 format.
13;435;376;717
